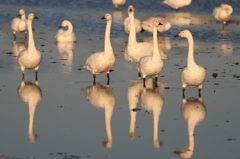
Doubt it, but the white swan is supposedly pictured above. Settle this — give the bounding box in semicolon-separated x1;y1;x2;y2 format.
142;17;171;33
174;96;206;158
174;30;206;96
126;5;167;63
141;36;171;53
213;4;233;29
83;83;115;148
162;0;192;12
17;13;41;79
11;9;28;39
136;19;164;87
123;17;143;34
112;0;126;9
55;20;77;42
12;40;27;57
18;79;42;142
82;14;115;84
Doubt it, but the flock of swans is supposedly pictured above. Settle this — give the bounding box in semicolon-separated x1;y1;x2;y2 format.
11;1;233;96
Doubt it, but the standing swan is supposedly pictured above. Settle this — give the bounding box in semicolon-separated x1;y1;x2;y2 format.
162;0;192;12
82;14;115;84
213;4;233;29
18;13;41;80
126;5;167;63
55;20;77;42
11;9;28;40
174;30;206;96
112;0;126;9
136;19;164;87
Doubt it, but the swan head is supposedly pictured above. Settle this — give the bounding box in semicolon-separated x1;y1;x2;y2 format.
128;5;134;13
101;14;112;21
174;30;191;38
18;9;25;16
28;13;38;20
59;20;71;28
220;4;233;14
153;19;163;27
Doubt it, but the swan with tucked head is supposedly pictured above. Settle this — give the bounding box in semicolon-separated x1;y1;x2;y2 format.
55;20;77;42
174;30;206;97
213;4;233;29
112;0;126;9
142;17;171;33
82;14;115;84
11;9;28;39
126;5;167;65
18;13;41;80
162;0;192;12
136;19;164;87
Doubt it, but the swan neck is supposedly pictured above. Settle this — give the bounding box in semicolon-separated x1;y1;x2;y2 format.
28;19;36;51
128;12;137;45
187;34;195;66
187;120;195;150
28;101;37;136
66;22;73;34
152;26;161;60
104;20;113;53
105;106;113;142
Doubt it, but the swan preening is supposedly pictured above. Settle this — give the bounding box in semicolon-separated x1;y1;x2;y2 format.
136;19;164;87
213;4;233;29
17;13;41;80
112;0;126;9
55;20;77;42
11;9;28;39
174;30;206;96
82;14;115;84
142;17;171;33
174;96;206;158
126;5;167;63
18;79;42;142
162;0;192;12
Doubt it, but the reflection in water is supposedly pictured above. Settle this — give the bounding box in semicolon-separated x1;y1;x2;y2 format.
56;42;76;73
128;79;167;147
174;96;207;158
112;10;125;24
213;29;232;55
141;36;171;53
17;79;42;142
83;83;115;148
11;40;27;57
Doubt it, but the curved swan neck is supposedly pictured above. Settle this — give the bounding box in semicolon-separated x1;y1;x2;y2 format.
152;25;161;60
186;34;196;66
104;19;113;53
128;11;137;45
187;120;195;150
28;18;36;51
66;22;73;35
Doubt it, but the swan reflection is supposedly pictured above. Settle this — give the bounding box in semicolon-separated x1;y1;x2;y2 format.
112;10;125;24
128;79;166;147
141;36;171;53
213;29;232;55
56;42;75;73
17;79;42;142
174;96;207;158
12;40;27;57
83;83;115;148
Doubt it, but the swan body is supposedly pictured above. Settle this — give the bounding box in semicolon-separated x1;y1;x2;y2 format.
83;83;115;148
162;0;192;11
126;5;167;63
55;20;77;42
124;17;142;34
82;14;115;83
17;13;41;79
136;19;164;87
213;4;233;29
11;9;28;39
112;0;126;9
18;79;42;142
142;17;171;33
174;30;206;95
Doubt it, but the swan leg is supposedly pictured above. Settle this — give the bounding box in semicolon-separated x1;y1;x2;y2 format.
35;71;38;81
182;88;185;98
13;34;16;40
143;78;146;88
154;76;158;88
198;88;202;97
93;74;96;85
22;72;25;80
222;24;225;30
138;72;141;78
107;73;110;86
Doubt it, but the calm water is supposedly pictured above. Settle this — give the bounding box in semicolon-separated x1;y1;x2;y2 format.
0;0;240;159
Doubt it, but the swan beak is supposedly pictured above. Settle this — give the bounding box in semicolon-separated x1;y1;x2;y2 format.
174;34;180;37
174;32;183;37
18;14;21;17
59;25;63;28
34;16;38;19
158;22;163;25
101;16;106;19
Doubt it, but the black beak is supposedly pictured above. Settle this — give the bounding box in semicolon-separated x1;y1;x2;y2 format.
34;16;38;19
174;34;179;37
18;14;21;17
101;16;106;19
158;23;163;25
59;26;62;28
129;8;133;12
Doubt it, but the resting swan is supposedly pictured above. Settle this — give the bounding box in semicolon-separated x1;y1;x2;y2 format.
82;14;115;84
123;17;143;34
126;5;167;63
162;0;192;12
142;17;171;33
55;20;77;42
136;19;164;87
213;4;233;29
11;9;28;39
18;13;41;80
174;30;206;96
112;0;126;9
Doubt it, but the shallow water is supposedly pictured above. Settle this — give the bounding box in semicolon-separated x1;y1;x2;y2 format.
0;0;240;159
